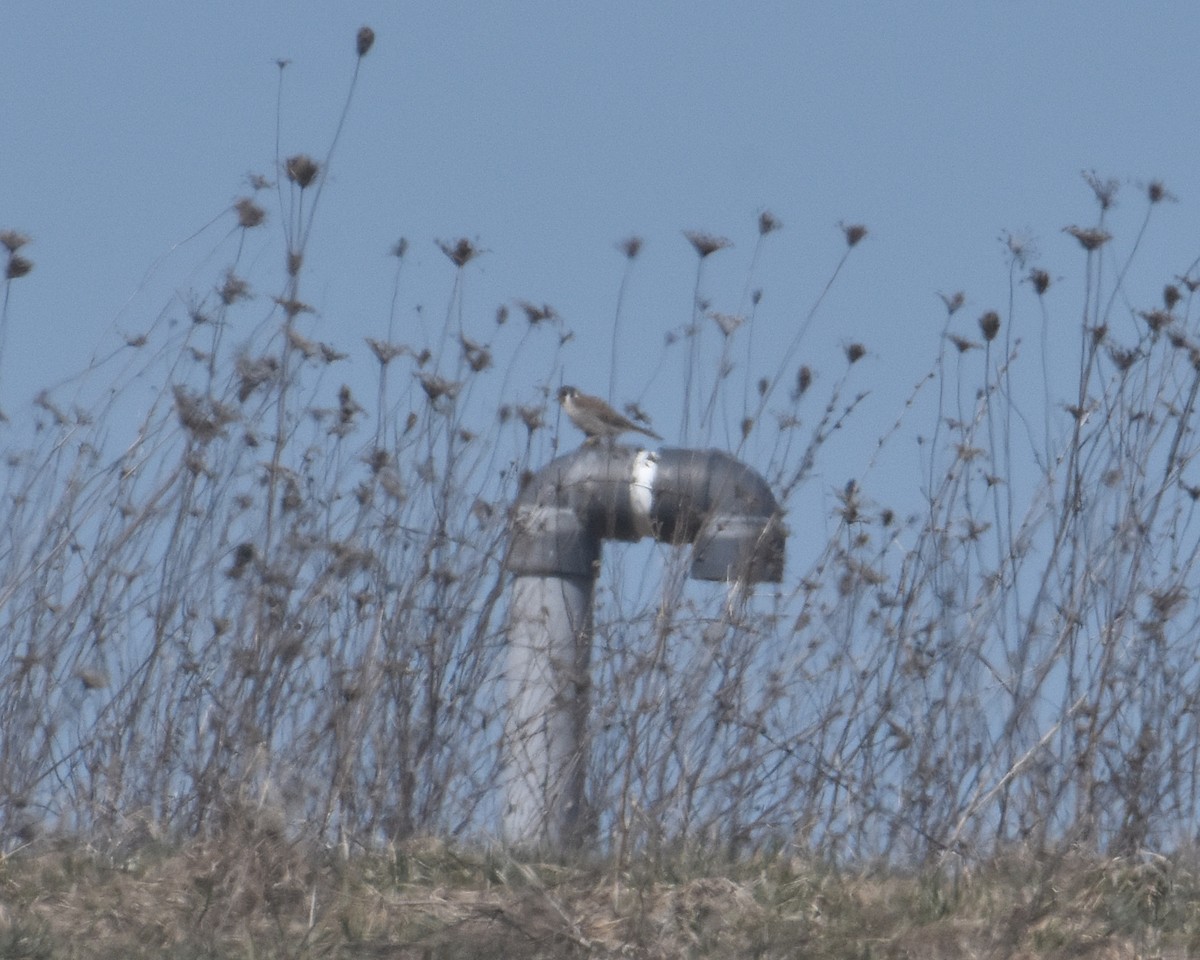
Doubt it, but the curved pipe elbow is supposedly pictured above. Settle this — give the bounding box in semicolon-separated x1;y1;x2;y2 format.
507;445;785;583
653;448;786;582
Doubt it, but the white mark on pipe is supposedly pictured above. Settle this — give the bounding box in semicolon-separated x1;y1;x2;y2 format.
630;450;658;538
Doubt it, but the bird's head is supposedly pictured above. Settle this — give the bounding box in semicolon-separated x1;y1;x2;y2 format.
557;386;578;403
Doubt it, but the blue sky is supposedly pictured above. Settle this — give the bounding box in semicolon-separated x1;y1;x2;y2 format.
3;2;1199;513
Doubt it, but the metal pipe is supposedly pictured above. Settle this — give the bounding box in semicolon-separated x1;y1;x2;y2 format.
502;574;593;850
503;444;785;850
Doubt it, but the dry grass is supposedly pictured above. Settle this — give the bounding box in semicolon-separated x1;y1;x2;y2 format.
7;34;1200;955
2;839;1200;958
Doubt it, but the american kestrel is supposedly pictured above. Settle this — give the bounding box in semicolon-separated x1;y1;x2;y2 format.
557;386;662;443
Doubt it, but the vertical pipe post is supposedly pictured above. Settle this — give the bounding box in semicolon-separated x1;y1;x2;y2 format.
503;573;594;850
503;445;784;854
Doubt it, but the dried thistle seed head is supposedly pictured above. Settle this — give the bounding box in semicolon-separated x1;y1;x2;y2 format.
1029;269;1051;295
837;479;861;522
5;255;33;279
978;310;1001;341
287;330;320;361
1139;309;1172;333
683;230;731;258
793;366;812;397
741;416;754;439
281;474;303;511
285;154;320;189
1065;225;1111;251
1150;585;1189;620
274;296;312;319
76;667;109;691
416;372;462;401
947;334;979;353
319;343;348;363
373;467;404;504
939;291;965;315
758;210;782;235
1082;170;1119;210
840;222;868;247
356;26;375;57
1164;284;1182;310
0;230;31;253
234;197;266;228
495;304;509;325
227;542;256;578
173;385;237;442
338;384;362;422
711;312;744;337
438;237;479;267
1107;345;1138;371
364;447;391;473
391;237;408;259
516;404;544;433
845;342;866;363
617;235;643;259
235;353;279;401
219;271;250;305
459;333;492;371
1147;179;1173;203
515;300;558;325
287;250;303;276
622;401;655;427
366;337;404;365
1004;231;1035;266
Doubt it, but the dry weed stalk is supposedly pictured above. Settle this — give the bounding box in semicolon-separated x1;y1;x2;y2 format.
0;40;1196;906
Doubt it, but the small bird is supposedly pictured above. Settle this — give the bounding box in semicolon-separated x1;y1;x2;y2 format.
557;386;662;443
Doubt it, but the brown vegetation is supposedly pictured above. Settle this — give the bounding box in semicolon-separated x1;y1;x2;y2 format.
2;839;1199;958
4;28;1200;957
